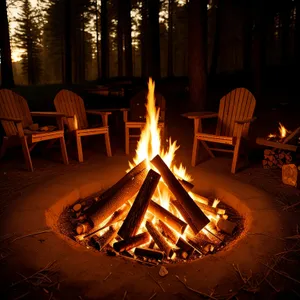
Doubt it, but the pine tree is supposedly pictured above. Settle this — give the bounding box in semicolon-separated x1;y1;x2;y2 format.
0;0;15;87
14;0;42;85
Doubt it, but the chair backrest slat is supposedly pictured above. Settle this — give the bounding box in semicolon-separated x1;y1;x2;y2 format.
0;89;33;136
54;90;88;131
216;88;256;138
130;90;166;122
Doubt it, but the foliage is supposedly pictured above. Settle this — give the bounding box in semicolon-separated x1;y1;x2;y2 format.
14;0;43;84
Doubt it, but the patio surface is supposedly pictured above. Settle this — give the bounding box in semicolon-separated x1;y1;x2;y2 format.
0;103;300;299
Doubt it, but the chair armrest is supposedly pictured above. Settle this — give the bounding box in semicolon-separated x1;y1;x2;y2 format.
235;117;257;125
86;110;111;126
0;116;23;123
86;109;112;116
31;111;65;118
182;112;218;119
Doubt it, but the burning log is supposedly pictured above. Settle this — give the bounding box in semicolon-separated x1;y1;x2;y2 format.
148;240;155;249
76;222;92;235
178;178;194;192
99;160;147;201
282;164;300;188
118;169;161;239
134;247;164;260
195;201;225;216
176;237;195;259
113;232;151;252
84;203;131;239
187;234;213;255
189;192;209;205
148;200;187;234
90;226;118;250
87;161;148;228
158;220;178;244
146;220;174;258
151;155;210;234
217;218;237;235
202;227;223;245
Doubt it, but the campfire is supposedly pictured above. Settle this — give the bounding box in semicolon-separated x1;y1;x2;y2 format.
59;79;242;264
267;122;291;142
261;123;300;169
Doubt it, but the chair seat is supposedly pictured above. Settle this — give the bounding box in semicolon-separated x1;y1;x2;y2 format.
76;126;109;137
30;130;64;143
196;132;236;145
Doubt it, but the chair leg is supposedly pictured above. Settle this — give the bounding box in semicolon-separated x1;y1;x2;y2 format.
125;126;130;155
59;136;69;165
231;138;241;174
76;134;84;162
20;137;33;172
104;131;112;157
201;141;215;158
0;137;9;159
191;136;199;167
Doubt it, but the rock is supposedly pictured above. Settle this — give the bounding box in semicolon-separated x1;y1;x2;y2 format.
73;204;82;212
159;266;168;277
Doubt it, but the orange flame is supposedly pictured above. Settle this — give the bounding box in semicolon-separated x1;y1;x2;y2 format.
128;78;222;246
278;122;288;139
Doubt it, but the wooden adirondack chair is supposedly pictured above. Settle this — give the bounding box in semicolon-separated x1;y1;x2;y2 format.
54;89;112;162
122;90;166;155
183;88;256;174
0;89;69;171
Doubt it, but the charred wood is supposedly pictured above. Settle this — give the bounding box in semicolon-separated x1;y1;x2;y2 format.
148;200;187;234
113;232;151;252
134;247;164;260
151;155;209;234
87;161;148;228
118;169;161;239
146;220;174;258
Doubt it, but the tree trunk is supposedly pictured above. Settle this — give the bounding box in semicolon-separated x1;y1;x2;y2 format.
124;0;133;77
252;0;267;98
64;0;72;85
281;1;290;65
148;0;161;79
0;0;14;87
188;0;208;111
295;0;300;66
242;0;253;72
101;0;109;79
117;0;123;77
141;0;148;78
167;0;174;77
210;0;221;77
95;0;101;79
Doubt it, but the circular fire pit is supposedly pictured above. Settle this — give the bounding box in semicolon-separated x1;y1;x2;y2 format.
56;175;244;265
3;156;283;299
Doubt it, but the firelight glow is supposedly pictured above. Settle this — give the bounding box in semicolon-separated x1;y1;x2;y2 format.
127;78;220;242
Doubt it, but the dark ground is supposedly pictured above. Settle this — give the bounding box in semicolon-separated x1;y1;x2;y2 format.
0;75;300;299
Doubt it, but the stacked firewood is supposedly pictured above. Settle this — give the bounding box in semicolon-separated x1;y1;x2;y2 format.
62;156;239;264
262;149;292;169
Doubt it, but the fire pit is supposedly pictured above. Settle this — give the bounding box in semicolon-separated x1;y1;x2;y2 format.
57;79;244;265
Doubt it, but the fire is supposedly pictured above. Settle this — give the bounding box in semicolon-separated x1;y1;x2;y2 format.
127;78;220;243
279;122;288;139
128;78;190;180
128;78;191;208
268;122;290;141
